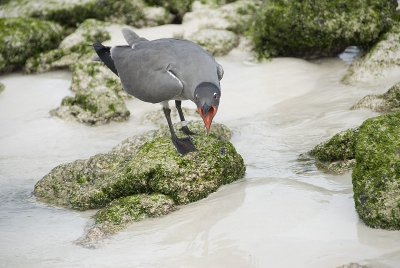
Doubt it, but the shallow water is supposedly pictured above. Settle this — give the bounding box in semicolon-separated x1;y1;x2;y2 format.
1;51;400;267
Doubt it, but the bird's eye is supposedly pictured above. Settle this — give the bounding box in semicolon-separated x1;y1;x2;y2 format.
213;93;217;99
195;94;198;100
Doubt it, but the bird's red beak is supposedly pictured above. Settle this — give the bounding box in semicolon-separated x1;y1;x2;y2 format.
198;105;217;134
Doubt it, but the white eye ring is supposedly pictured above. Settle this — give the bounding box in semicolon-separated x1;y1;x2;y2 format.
213;93;217;99
195;94;198;99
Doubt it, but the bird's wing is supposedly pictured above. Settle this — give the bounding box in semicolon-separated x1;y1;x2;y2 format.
121;28;148;46
111;45;184;103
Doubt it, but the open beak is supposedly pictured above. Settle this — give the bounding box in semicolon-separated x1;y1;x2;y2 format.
198;105;217;134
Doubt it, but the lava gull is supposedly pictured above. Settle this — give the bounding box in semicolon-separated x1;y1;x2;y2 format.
93;28;223;155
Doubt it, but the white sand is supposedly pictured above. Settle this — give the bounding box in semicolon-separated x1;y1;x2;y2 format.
1;22;400;268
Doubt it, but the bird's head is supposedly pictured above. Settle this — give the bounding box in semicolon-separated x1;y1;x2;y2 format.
194;82;221;135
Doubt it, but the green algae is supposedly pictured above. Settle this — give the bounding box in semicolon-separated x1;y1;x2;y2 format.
351;82;400;112
251;0;398;59
0;17;63;74
34;121;245;210
352;111;400;230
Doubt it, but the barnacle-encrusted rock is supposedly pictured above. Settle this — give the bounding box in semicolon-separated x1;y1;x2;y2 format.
189;28;239;56
0;17;63;74
35;121;245;238
308;128;358;174
351;82;400;112
251;0;398;59
342;22;400;85
352;111;400;230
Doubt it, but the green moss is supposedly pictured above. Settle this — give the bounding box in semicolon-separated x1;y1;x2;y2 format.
351;82;400;112
0;17;63;73
309;128;358;162
30;0;147;28
251;0;398;59
143;0;194;23
352;111;400;230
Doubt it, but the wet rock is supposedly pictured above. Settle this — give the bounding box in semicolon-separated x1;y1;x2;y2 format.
29;0;148;28
351;82;400;112
352;111;400;230
34;121;245;238
50;61;130;125
0;82;4;94
0;17;63;74
183;0;258;34
85;194;176;241
251;0;398;59
342;22;400;85
308;128;358;174
188;29;239;56
25;19;111;74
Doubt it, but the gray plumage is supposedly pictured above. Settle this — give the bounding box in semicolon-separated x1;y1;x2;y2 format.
110;28;223;104
93;28;223;155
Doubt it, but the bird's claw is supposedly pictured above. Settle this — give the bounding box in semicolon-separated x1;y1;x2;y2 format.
172;136;197;155
179;126;196;136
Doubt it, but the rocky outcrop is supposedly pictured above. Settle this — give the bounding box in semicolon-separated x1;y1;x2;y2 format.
34;121;246;240
188;28;239;56
342;22;400;85
0;17;63;74
251;0;398;59
307;128;358;174
351;82;400;112
308;111;400;230
352;111;400;230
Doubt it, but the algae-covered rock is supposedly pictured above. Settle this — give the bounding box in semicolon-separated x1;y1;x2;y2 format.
351;82;400;112
25;19;111;74
30;0;147;28
0;82;4;94
342;22;400;85
252;0;398;59
143;0;194;23
183;0;258;35
0;17;63;74
188;29;239;56
34;121;245;210
86;193;176;240
308;128;358;174
352;111;400;230
50;61;129;125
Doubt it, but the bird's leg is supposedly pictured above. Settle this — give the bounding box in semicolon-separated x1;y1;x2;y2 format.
175;100;196;135
163;106;197;155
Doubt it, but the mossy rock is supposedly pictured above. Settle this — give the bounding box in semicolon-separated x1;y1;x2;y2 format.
342;22;400;85
34;121;245;210
86;193;176;240
143;0;194;23
30;0;147;28
0;82;4;94
188;29;239;56
0;17;63;74
352;111;400;230
251;0;398;59
351;82;400;112
25;19;111;74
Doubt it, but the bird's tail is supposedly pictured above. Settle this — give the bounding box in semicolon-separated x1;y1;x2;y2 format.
92;43;118;76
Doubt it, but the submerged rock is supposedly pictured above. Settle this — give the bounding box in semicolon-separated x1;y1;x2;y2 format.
189;28;239;56
35;121;245;239
342;22;400;85
251;0;398;59
351;82;400;112
0;17;63;74
352;111;400;230
308;128;358;174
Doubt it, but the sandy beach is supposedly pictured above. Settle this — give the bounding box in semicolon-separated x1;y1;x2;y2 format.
1;22;400;267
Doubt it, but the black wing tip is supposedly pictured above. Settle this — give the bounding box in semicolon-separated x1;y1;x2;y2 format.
92;42;119;76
